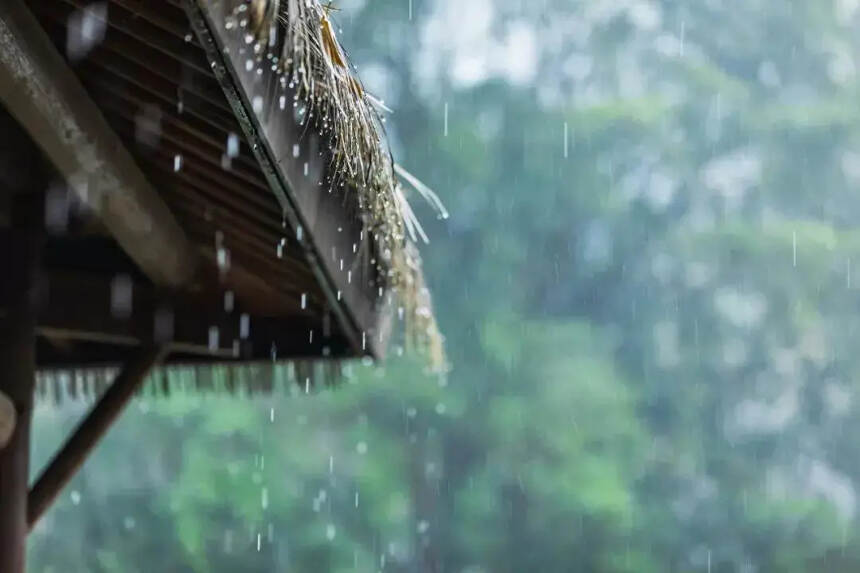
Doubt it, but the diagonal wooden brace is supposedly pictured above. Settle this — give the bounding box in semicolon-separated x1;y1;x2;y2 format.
27;345;168;530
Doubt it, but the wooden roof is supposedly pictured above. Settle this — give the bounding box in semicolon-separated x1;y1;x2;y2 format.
0;0;394;371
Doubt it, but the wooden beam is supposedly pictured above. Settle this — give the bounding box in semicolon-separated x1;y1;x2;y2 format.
35;270;349;366
0;391;14;450
0;0;199;290
0;193;42;573
27;346;167;530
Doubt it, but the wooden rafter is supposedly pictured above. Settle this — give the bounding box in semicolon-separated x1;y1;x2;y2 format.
0;0;200;291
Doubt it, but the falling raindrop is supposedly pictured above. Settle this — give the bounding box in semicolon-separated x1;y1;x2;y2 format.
563;121;569;158
110;274;133;319
217;247;230;272
226;133;240;158
173;154;183;172
240;313;250;339
208;326;219;351
66;3;107;62
792;230;797;266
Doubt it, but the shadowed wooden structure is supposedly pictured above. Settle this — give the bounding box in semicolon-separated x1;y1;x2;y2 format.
0;1;412;570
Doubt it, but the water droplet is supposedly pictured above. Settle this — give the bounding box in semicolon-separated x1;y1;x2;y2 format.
239;313;250;339
226;133;240;158
217;247;230;272
208;326;219;351
110;274;133;319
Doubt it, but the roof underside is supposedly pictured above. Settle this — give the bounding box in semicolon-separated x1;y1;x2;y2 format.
0;0;390;369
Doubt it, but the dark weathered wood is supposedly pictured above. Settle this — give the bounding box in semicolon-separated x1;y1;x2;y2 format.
184;0;392;357
0;193;43;573
27;346;167;530
0;391;14;450
0;0;200;290
35;270;346;366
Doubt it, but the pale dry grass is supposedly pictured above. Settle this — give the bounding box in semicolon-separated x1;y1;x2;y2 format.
239;0;447;371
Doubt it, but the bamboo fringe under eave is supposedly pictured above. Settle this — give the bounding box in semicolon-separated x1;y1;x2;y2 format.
35;360;352;404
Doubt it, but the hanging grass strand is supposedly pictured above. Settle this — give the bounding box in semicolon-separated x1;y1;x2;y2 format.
238;0;448;372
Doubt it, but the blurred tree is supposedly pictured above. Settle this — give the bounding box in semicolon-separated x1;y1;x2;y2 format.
27;0;860;571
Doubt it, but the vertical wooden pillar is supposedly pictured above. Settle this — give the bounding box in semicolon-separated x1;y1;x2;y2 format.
0;192;42;573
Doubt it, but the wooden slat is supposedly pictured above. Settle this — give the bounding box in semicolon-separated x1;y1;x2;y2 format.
35;270;342;366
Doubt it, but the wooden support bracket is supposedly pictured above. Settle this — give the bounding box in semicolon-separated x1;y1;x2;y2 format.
27;345;168;530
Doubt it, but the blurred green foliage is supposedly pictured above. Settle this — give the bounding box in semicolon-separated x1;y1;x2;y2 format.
26;0;860;571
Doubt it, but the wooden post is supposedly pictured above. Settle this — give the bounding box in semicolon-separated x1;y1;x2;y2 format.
0;193;42;573
27;345;167;530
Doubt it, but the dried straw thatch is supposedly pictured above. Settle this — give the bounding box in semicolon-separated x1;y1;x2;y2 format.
235;0;448;372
